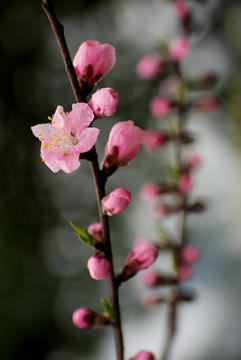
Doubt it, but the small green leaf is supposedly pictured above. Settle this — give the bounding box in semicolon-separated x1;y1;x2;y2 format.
69;221;94;248
154;223;172;247
166;165;181;182
100;297;116;318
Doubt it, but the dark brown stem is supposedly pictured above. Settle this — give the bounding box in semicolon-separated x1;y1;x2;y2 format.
42;1;124;359
42;0;84;103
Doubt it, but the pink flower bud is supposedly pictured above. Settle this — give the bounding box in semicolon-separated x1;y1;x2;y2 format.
178;173;193;193
87;255;110;280
181;244;200;263
144;129;166;151
125;239;159;271
132;350;156;360
151;203;173;219
142;269;160;287
173;0;191;20
136;53;164;79
89;88;119;118
72;308;108;329
88;222;102;241
193;96;220;112
169;36;191;61
102;188;131;215
105;121;147;164
150;96;172;118
142;293;164;307
178;263;193;280
140;182;163;201
73;40;116;82
185;152;202;169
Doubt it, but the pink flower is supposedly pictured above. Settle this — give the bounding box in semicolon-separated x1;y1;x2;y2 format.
72;308;108;329
88;222;102;241
141;293;164;307
140;182;163;201
132;351;156;360
178;173;193;193
87;255;110;280
181;244;200;263
150;96;172;118
178;263;193;280
124;239;159;271
185;152;202;169
173;0;191;20
89;88;119;118
193;96;220;112
142;269;160;287
144;129;166;151
102;188;131;216
73;40;116;82
31;103;99;173
105;121;147;163
169;36;191;61
136;53;164;79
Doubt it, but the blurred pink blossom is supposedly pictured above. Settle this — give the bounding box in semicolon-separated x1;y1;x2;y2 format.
140;182;163;201
169;36;191;61
31;103;99;173
89;87;119;118
178;173;193;193
142;269;160;287
150;96;173;118
181;244;200;263
173;0;191;20
193;96;220;112
144;129;166;151
132;351;156;360
178;263;193;280
136;53;164;79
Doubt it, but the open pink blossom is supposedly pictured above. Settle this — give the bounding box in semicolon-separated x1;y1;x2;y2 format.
88;222;102;241
102;188;131;215
144;129;166;151
136;53;164;79
87;255;110;280
72;308;108;329
140;182;163;201
132;351;156;360
105;121;147;163
150;96;173;118
173;0;191;20
169;36;191;61
31;103;99;173
89;87;119;117
73;40;115;82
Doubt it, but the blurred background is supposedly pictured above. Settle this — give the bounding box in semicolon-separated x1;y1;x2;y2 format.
0;0;241;359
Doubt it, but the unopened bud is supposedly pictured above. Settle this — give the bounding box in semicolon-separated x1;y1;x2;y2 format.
131;350;156;360
72;307;109;329
87;255;110;280
101;188;131;216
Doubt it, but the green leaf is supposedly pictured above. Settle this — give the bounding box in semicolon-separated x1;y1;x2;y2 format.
154;223;172;247
100;297;116;318
69;221;94;248
166;165;181;183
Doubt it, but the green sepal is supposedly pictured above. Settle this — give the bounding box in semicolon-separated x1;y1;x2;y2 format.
100;297;116;319
166;165;181;183
154;223;172;248
69;221;94;248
